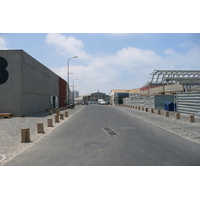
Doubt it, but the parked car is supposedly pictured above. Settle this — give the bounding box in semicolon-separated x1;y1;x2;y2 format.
98;99;106;105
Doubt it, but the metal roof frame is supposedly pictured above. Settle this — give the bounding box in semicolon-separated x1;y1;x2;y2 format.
149;70;200;86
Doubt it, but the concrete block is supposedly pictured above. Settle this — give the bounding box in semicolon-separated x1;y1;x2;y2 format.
145;108;148;112
47;119;53;127
37;123;44;133
65;111;68;117
164;111;169;117
188;115;195;123
150;108;154;113
138;106;140;110
142;107;144;111
175;112;180;119
49;110;53;115
21;128;31;143
55;115;59;123
157;109;161;115
60;113;64;119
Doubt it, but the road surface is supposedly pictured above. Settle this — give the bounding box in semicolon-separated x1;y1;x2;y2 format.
4;105;200;166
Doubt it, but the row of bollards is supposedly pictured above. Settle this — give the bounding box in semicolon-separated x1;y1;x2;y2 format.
119;104;196;123
21;110;69;143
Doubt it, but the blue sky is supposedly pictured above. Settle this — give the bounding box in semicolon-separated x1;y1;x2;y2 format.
1;33;200;95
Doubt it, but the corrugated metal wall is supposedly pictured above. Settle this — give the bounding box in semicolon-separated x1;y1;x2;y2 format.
176;92;200;115
154;95;174;109
124;94;174;110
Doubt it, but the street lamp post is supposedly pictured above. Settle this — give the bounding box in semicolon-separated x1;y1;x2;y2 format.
73;78;78;103
67;56;78;106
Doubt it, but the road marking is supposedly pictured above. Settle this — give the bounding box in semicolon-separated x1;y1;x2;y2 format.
0;154;6;162
102;127;117;135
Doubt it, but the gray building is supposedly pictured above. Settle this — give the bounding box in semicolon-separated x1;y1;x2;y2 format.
0;50;68;117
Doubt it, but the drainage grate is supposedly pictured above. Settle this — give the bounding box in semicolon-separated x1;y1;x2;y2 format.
103;127;117;136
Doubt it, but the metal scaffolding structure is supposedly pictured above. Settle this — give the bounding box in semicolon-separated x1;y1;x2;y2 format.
149;70;200;86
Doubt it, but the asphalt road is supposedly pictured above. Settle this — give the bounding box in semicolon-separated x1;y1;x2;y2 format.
5;105;200;166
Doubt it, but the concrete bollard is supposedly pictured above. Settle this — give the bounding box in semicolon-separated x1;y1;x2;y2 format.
49;110;53;115
132;106;135;109
56;109;60;115
55;115;59;123
53;109;56;113
138;106;140;110
157;109;161;115
60;113;64;119
37;123;44;133
135;106;137;109
150;108;154;113
188;115;195;123
65;111;68;117
47;119;53;127
21;128;31;143
142;107;144;111
175;112;180;119
145;108;148;112
164;111;169;117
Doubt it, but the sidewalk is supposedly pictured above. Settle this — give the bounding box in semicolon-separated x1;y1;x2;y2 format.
0;105;85;166
115;105;200;145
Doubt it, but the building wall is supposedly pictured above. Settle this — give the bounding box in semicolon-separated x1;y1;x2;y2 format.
110;89;139;105
59;77;67;107
0;50;23;116
0;50;62;116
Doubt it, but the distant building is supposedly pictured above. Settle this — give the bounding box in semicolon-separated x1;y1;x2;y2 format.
71;90;79;98
74;91;110;103
110;89;139;105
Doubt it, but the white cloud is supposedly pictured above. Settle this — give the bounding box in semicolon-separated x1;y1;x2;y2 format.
46;34;200;95
114;47;163;68
163;45;200;69
45;33;91;60
0;35;8;49
164;48;176;55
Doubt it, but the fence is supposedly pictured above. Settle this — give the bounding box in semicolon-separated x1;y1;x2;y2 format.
176;92;200;116
124;94;174;110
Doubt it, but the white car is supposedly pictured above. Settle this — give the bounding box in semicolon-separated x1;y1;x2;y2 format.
98;99;106;105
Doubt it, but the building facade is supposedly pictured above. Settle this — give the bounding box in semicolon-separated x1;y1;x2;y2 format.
0;50;68;116
110;89;139;105
82;92;110;102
